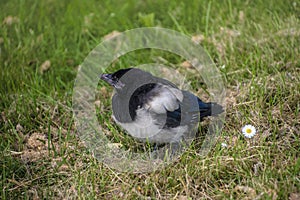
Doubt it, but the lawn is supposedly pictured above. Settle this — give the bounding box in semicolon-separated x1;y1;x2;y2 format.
0;0;299;199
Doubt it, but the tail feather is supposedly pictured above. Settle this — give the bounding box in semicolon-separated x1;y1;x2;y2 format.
198;100;224;120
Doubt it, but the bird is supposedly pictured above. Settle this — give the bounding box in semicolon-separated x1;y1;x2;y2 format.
100;68;224;148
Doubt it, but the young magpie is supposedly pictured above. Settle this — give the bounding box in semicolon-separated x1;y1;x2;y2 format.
100;68;223;145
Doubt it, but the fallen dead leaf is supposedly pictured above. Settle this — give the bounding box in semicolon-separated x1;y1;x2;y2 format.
3;15;19;25
100;86;109;98
234;185;256;198
16;123;24;132
84;13;94;27
289;193;300;200
39;60;51;74
180;61;193;69
220;27;241;37
1;111;7;123
36;34;44;43
239;11;245;23
103;30;121;40
191;34;205;44
107;143;123;149
94;100;101;108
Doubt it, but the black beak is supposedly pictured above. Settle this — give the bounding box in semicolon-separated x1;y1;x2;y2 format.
100;73;115;85
99;73;124;89
100;73;113;83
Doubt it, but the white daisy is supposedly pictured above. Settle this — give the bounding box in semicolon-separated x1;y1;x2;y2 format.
242;124;256;138
221;142;227;148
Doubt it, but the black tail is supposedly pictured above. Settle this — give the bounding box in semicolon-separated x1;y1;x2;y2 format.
198;100;224;120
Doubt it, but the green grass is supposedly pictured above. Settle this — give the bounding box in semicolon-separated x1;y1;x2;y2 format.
1;0;299;199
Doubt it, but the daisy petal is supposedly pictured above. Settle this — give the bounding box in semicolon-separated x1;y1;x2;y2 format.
242;124;256;138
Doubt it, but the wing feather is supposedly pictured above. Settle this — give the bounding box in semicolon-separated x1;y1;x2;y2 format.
145;84;183;114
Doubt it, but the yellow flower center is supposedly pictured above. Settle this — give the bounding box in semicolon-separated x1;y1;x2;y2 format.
246;128;252;134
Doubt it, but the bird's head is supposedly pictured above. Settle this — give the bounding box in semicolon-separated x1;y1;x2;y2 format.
100;68;132;90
